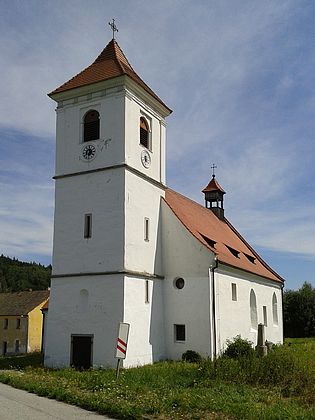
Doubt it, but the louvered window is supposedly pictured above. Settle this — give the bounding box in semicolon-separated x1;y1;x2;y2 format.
84;110;100;142
140;117;149;148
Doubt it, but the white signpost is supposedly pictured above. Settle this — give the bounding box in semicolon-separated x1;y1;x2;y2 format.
115;322;130;378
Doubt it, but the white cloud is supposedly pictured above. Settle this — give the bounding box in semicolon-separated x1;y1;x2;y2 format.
0;0;314;280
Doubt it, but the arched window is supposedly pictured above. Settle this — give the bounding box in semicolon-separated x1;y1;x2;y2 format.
250;289;258;329
83;110;100;142
272;293;278;326
140;117;149;148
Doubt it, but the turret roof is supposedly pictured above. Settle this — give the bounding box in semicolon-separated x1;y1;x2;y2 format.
202;176;226;194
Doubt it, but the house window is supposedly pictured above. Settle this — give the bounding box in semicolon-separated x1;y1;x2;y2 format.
250;289;258;330
140;117;149;149
83;110;100;142
144;218;150;241
272;293;278;326
84;214;92;238
174;278;185;290
231;283;237;301
16;318;21;329
263;306;267;326
3;318;8;329
15;340;20;353
2;341;7;356
145;280;150;304
174;324;186;342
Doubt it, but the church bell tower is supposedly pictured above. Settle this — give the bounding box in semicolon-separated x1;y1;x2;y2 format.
44;30;172;369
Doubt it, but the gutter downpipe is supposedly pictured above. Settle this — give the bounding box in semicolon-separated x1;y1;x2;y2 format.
210;256;219;360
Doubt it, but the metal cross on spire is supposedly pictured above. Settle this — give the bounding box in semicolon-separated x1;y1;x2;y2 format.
108;19;118;40
211;163;217;178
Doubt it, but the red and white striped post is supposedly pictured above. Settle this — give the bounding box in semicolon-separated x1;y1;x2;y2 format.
115;323;130;379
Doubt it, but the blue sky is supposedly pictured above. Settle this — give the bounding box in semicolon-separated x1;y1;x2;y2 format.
0;0;315;290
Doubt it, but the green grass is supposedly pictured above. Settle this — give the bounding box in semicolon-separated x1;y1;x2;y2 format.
0;339;314;419
0;352;43;369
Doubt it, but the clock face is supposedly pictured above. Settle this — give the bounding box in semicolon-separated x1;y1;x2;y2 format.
141;149;151;168
82;144;96;161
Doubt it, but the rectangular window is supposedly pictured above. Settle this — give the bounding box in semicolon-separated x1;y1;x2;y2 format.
3;318;8;329
15;340;20;353
231;283;237;301
263;306;267;326
174;324;186;342
145;280;150;303
84;214;92;238
16;318;21;329
2;341;7;356
144;218;150;241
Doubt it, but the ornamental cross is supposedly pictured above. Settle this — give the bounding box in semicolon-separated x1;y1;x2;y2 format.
211;163;217;178
108;19;118;39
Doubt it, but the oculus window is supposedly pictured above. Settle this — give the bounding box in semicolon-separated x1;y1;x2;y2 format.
174;278;185;290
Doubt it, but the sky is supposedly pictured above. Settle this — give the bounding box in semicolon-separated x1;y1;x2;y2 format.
0;0;315;290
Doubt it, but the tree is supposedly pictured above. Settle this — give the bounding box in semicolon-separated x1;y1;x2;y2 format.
0;255;51;292
283;282;315;338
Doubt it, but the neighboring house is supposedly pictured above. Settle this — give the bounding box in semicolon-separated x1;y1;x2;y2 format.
0;290;49;356
44;36;284;369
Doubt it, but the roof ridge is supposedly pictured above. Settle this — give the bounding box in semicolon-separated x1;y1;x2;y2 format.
162;196;217;255
224;218;284;282
167;187;226;219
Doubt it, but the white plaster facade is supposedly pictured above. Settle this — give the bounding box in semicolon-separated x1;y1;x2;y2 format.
44;40;283;369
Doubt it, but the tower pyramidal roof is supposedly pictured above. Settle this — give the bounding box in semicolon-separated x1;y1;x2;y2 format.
49;39;171;113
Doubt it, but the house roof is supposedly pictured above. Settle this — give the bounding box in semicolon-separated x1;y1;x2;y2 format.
49;39;172;113
0;290;50;316
164;189;284;283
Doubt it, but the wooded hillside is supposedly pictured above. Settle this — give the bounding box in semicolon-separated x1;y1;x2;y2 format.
0;255;51;292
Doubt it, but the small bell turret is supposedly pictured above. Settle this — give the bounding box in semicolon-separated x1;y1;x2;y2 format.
202;165;226;220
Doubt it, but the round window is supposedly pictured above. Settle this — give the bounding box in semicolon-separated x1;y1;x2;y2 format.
174;277;185;289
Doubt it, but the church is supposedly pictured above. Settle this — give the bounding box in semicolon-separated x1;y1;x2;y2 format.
44;31;284;369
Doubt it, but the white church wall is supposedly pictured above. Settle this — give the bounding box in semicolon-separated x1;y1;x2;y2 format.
52;168;124;275
162;202;215;360
215;266;283;354
124;170;164;275
55;88;125;177
123;276;165;367
44;275;124;368
124;93;166;184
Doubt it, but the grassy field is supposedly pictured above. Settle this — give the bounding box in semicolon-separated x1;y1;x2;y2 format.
0;338;314;419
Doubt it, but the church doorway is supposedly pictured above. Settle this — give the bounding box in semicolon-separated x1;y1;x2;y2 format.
70;335;93;370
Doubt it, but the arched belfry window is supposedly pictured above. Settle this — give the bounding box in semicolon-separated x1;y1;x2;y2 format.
84;110;100;142
250;289;258;330
272;293;278;326
140;117;149;149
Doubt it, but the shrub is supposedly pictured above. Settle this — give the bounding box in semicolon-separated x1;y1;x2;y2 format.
223;335;255;359
182;350;202;363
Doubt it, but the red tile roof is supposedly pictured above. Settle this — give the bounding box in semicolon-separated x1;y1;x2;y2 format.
202;176;226;194
49;39;172;113
164;189;284;283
